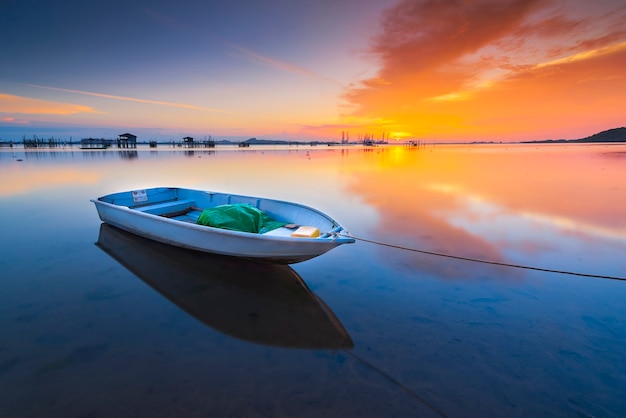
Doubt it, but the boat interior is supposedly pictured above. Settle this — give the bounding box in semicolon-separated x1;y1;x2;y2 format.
114;190;325;238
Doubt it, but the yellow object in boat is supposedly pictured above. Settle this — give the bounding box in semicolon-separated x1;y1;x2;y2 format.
291;226;320;238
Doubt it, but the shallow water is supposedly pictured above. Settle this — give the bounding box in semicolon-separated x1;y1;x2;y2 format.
1;143;625;417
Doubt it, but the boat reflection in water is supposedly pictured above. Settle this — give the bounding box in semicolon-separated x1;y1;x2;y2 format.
96;223;353;349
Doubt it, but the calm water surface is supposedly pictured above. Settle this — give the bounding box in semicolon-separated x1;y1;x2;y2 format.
1;144;625;417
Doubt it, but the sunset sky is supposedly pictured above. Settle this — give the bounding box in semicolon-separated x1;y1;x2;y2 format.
1;0;624;142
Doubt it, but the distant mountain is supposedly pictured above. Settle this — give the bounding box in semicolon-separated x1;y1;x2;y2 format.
576;127;626;142
241;137;287;145
523;127;626;143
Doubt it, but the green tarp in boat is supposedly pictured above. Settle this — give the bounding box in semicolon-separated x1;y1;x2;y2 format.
196;203;287;234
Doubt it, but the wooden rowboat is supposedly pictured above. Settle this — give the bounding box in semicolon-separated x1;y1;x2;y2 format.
91;187;354;263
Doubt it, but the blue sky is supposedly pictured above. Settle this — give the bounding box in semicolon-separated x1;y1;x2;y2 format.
1;0;391;140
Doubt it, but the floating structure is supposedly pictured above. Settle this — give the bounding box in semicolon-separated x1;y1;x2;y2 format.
80;138;113;149
173;136;216;148
23;136;67;148
91;187;354;264
117;133;137;148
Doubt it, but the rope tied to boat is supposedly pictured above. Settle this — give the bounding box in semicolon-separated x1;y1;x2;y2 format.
339;233;626;282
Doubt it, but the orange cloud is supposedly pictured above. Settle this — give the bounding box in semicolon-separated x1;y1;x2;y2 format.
343;0;626;141
1;116;29;124
0;93;100;115
453;43;626;138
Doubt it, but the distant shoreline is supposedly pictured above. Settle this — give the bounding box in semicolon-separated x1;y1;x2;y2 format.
521;139;626;144
1;127;625;147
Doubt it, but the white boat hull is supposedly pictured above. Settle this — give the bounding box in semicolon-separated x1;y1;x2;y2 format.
92;187;354;263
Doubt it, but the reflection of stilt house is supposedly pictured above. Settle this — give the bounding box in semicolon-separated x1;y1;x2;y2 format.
117;133;137;148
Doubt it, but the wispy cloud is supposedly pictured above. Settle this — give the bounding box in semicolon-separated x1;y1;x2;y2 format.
534;40;626;69
0;93;101;115
27;84;230;113
230;44;343;87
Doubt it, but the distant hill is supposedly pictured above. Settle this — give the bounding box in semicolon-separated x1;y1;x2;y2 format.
241;137;288;145
576;127;626;142
523;127;626;143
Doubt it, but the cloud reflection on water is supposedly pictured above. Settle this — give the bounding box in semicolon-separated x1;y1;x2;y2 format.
341;144;626;280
